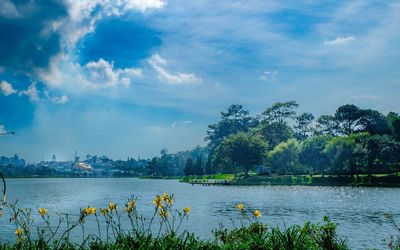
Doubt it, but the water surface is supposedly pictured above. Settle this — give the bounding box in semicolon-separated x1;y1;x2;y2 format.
1;178;399;249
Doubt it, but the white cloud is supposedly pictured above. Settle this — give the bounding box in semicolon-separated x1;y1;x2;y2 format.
324;36;356;46
350;94;379;101
64;0;166;46
0;81;17;96
18;82;69;104
19;83;39;101
44;91;69;104
0;0;20;18
38;57;142;90
83;59;142;88
36;55;65;87
124;0;167;12
260;70;278;82
172;120;192;128
148;54;202;85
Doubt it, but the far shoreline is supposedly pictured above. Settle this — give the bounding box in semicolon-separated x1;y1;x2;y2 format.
3;174;400;188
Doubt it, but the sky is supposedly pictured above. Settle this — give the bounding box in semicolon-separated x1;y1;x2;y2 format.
0;0;399;162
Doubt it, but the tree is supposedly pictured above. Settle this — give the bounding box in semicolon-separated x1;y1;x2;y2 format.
299;135;331;175
267;139;301;174
294;112;315;140
261;101;299;124
324;136;359;176
258;122;294;149
334;104;363;135
194;156;205;175
204;156;215;174
184;158;194;176
357;134;400;175
315;115;339;136
206;104;256;150
214;132;267;175
387;112;400;140
358;109;390;135
156;149;173;176
146;157;158;176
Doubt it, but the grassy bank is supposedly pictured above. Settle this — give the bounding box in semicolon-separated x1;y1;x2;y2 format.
180;174;235;183
179;172;400;187
0;194;352;250
232;172;400;187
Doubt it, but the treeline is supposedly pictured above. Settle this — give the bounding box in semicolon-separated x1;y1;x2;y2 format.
195;101;400;176
145;146;208;176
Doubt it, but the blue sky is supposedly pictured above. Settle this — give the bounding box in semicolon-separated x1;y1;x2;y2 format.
0;0;399;162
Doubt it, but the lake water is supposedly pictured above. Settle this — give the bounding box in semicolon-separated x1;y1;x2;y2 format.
0;178;399;249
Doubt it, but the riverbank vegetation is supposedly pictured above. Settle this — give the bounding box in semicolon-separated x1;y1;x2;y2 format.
142;102;400;185
203;102;400;178
0;194;351;249
2;101;400;186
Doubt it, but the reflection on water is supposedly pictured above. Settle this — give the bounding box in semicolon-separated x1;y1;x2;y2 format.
0;178;399;249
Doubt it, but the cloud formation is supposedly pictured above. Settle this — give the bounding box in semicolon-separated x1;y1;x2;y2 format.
44;91;69;104
148;54;202;85
324;36;356;46
0;0;67;73
83;59;142;88
260;70;278;82
65;0;166;47
19;83;40;101
0;81;17;96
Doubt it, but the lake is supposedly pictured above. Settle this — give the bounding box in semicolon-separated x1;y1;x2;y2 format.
0;178;399;249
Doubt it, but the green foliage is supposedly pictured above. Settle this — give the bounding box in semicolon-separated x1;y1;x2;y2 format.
213;217;347;250
294;112;315;140
358;109;390;135
299;135;331;175
206;104;256;150
213;132;267;174
315;115;339;136
323;134;369;176
184;158;195;176
267;139;302;175
261;101;299;124
184;157;205;176
258;122;294;149
0;197;349;250
334;104;363;135
387;112;400;140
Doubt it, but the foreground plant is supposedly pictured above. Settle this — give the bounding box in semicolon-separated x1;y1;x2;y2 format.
0;195;349;249
385;213;400;250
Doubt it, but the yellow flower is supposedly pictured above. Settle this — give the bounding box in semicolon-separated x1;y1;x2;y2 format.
253;210;262;218
183;207;191;215
84;207;96;215
236;203;245;211
153;195;163;208
100;208;108;215
38;208;48;216
108;203;117;211
15;228;23;237
162;192;169;200
125;200;136;213
159;208;168;219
